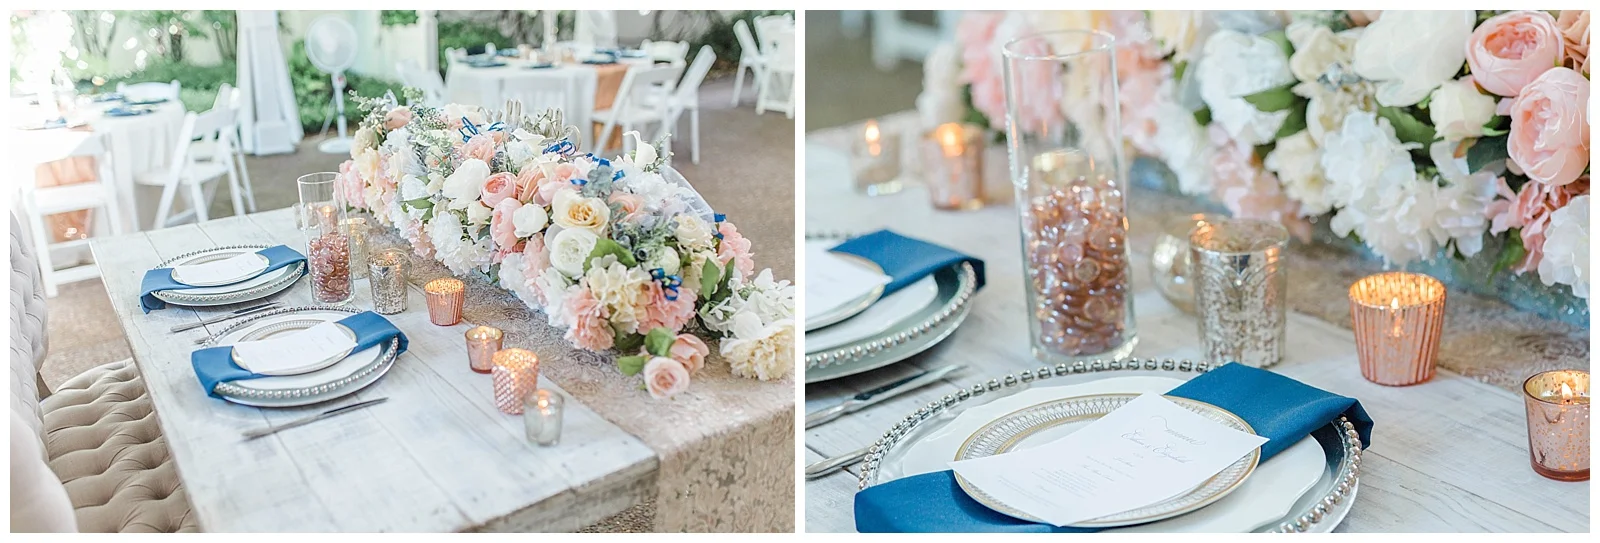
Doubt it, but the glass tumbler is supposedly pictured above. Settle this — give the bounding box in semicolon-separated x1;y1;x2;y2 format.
297;172;354;304
1004;30;1136;363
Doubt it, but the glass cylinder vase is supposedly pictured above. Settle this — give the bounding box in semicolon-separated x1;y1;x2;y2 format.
297;172;354;305
1003;30;1136;363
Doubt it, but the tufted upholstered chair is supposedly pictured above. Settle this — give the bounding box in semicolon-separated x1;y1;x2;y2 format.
9;212;200;532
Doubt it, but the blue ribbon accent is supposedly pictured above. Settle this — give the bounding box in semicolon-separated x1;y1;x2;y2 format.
612;170;625;181
650;268;682;301
543;140;576;156
714;213;726;223
596;157;611;168
571;178;587;186
457;117;505;142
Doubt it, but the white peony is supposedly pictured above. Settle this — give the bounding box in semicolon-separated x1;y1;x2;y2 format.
1538;196;1590;299
1151;97;1215;196
1352;10;1475;107
547;227;599;279
1428;77;1498;142
1427;141;1500;258
535;267;576;325
721;314;794;381
674;215;715;252
1196;30;1295;145
512;204;549;237
464;201;492;227
1263;131;1334;216
442;158;490;209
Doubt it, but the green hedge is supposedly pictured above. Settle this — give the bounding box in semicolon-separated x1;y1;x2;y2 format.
437;18;511;72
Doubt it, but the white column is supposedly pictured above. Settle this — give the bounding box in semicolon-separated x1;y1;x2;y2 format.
236;10;302;155
420;10;438;74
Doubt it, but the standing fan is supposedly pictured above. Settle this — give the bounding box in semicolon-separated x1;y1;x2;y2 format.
306;16;359;154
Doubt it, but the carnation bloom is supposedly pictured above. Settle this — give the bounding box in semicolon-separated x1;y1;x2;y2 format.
716;222;757;279
1488;176;1590;273
722;314;794;381
1207;126;1312;241
562;287;614;351
1538;194;1589;299
637;282;697;332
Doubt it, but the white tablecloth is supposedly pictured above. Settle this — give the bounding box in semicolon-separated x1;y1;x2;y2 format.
444;58;652;149
10;101;186;233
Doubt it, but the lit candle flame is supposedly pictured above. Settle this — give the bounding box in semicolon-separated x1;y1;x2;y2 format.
1388;297;1403;337
935;123;965;158
1561;382;1574;403
864;120;881;156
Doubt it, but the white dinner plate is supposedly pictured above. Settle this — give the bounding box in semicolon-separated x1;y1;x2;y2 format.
171;252;270;287
805;248;888;332
230;319;358;377
205;307;400;407
154;245;303;307
806;275;938;352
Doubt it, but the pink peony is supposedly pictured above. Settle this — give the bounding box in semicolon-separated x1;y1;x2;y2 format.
1507;67;1590;186
480;172;517;207
459;133;497;163
1488;176;1589;273
1106;12;1171;156
1466;11;1566;97
642;356;690;400
668;334;709;374
489;198;522;252
1207;126;1313;242
1555;10;1590;76
536;178;577;207
383;106;413;131
716;222;756;279
637;282;697;332
563;287;615;351
336;159;366;209
956;12;1008;131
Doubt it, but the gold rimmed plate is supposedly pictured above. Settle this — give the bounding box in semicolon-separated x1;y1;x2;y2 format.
952;393;1261;528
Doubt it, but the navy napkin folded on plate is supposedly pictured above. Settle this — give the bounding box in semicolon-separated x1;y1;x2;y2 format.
190;311;408;399
853;363;1374;532
829;230;987;296
140;245;305;313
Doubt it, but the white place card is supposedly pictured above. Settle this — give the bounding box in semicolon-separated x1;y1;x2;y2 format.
171;252;269;286
231;322;357;375
804;243;891;321
949;393;1268;527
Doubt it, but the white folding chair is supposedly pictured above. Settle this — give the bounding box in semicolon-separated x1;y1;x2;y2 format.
663;46;715;164
395;61;447;106
756;30;795;119
137;108;241;229
203;83;256;213
754;15;793;53
592;63;684;156
732;19;766;107
115;80;181;103
20;133;124;297
641;39;690;66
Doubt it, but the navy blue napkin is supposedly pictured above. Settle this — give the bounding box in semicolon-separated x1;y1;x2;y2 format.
190;311;408;399
853;363;1373;532
140;245;305;313
829;230;987;296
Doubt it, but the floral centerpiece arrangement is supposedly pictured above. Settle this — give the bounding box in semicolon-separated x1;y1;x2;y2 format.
338;89;794;399
919;10;1590;300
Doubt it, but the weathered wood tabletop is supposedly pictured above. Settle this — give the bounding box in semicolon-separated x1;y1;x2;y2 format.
802;124;1590;533
92;209;658;532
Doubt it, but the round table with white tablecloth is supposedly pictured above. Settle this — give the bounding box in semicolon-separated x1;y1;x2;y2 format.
14;100;186;236
443;58;650;149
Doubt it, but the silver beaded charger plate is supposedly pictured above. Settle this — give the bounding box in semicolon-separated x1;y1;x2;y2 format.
202;306;401;408
804;262;978;383
857;360;1362;533
153;245;305;307
951;393;1259;528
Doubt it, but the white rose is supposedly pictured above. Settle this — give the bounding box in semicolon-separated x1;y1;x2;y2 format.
624;131;657;166
721;315;795;381
465;201;492;226
674;215;714;251
1197;30;1296;145
547;227;599;278
551;189;612;234
512;204;549;237
1428;77;1497;142
442;158;490;209
1263;131;1334;216
1286;22;1361;85
1150;11;1206;60
642;246;680;276
1353;10;1475;107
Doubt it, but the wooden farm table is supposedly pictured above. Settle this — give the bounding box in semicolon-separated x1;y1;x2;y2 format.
91;208;791;532
802;120;1590;533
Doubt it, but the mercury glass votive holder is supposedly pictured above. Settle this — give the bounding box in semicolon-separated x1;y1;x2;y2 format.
523;389;565;446
345;217;370;279
1190;218;1289;368
367;249;408;315
1349;272;1447;386
1149;213;1226;315
424;278;465;326
464;325;503;374
1523;370;1590;481
492;348;540;415
923;123;985;211
850;119;903;196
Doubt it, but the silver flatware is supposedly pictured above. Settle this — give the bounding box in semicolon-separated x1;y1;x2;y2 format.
806;446;869;480
805;364;963;429
242;397;389;440
172;302;281;333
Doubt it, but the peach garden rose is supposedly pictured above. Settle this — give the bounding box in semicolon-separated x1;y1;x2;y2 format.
1466;10;1566;97
1507;67;1590;186
480;172;517;208
460;133;497;163
1555;10;1590;76
643;356;690;400
668;334;710;374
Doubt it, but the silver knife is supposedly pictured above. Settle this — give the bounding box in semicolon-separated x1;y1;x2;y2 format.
805;364;963;429
171;302;281;333
806;446;869;479
242;397;389;440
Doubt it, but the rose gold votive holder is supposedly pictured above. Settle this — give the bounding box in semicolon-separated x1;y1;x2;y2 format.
1348;272;1447;386
923;123;985;211
464;326;503;374
424;278;465;326
1523;370;1590;481
491;348;540;415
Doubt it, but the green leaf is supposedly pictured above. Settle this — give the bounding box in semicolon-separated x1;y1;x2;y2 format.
614;332;644;354
643;327;676;358
616;355;648;376
403;197;433;210
698;258;721;298
1376;106;1437;145
1481;114;1510;137
1492;231;1526;277
714;258;734;300
1466;134;1510;173
584;238;637;274
1253;142;1277;163
1172;60;1189;83
1192;106;1212;126
1273;99;1309;140
1262;30;1293;57
1242;84;1298;112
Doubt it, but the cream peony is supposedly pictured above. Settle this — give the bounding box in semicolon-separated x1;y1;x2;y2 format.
551;189;611;234
512;203;548;237
547;227;599;278
721;313;794;381
1352;10;1475;107
584;260;652;333
1151;98;1214;196
1538;195;1590;299
1196;30;1295;145
1150;11;1207;61
442;158;491;209
1429;76;1498;141
1263;131;1334;216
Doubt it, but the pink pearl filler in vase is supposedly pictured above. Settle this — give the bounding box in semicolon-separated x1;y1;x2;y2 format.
297;172;354;304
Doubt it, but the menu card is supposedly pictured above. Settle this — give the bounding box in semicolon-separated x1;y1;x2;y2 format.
804;244;891;321
949;394;1268;527
231;322;357;375
172;252;268;286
